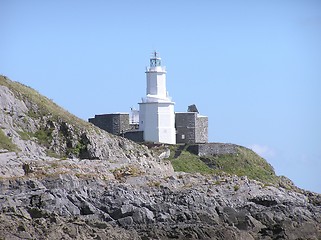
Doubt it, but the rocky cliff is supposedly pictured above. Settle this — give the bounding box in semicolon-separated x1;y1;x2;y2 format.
0;75;320;240
0;76;173;178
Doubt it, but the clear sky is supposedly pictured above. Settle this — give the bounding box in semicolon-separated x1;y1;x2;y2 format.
1;0;320;193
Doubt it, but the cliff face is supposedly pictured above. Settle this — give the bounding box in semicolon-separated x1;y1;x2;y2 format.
0;75;320;239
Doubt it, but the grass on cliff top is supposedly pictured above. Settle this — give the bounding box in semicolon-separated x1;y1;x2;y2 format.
206;146;278;184
167;145;216;174
171;151;216;174
0;129;18;152
167;144;279;184
0;75;90;129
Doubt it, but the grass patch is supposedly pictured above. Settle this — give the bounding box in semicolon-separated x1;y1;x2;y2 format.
200;146;278;184
0;129;18;152
17;130;32;140
167;144;279;185
169;149;216;174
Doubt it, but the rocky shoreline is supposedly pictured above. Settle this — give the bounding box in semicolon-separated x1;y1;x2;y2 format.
1;172;320;239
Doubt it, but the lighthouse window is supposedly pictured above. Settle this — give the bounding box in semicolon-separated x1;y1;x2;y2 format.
181;134;185;140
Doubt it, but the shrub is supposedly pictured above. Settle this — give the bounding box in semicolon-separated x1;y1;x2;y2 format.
0;129;18;152
34;129;52;146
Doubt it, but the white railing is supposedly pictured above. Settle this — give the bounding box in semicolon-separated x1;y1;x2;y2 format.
145;66;166;72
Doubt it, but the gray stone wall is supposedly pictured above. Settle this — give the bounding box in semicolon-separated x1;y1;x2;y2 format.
124;131;144;142
118;114;130;134
175;112;196;144
195;116;208;143
89;114;130;135
187;143;238;156
89;114;113;133
176;112;208;144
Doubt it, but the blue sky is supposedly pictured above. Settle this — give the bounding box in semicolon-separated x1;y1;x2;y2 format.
1;0;320;193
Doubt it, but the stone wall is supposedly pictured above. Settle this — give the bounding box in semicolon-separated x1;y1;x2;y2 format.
175;112;196;144
89;114;130;135
89;115;112;133
187;143;238;156
175;112;208;144
118;114;130;134
195;116;208;143
124;131;144;142
88;114;143;142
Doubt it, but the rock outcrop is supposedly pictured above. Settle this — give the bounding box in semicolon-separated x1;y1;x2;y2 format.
0;76;173;179
0;75;320;239
0;174;320;239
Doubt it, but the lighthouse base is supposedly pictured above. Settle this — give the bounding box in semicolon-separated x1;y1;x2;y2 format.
139;101;176;144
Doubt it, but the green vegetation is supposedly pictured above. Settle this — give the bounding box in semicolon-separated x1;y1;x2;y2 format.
34;129;53;146
167;144;279;185
17;130;32;141
170;149;216;174
0;129;18;152
167;144;216;174
203;146;278;184
69;141;86;156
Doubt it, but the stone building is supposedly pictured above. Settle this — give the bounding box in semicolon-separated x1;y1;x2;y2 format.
175;111;208;144
88;113;130;136
88;52;208;144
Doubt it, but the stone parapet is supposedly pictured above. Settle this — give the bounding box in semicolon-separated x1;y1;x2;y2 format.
187;143;238;156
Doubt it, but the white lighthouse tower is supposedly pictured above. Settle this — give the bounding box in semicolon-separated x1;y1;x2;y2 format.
139;52;176;144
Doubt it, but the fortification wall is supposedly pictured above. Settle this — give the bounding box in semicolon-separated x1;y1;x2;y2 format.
187;143;238;156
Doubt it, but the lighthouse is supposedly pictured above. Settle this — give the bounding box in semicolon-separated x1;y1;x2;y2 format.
139;52;176;144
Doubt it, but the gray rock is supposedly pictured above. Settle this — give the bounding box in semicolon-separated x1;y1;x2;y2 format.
0;173;320;239
132;207;154;224
118;216;134;227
